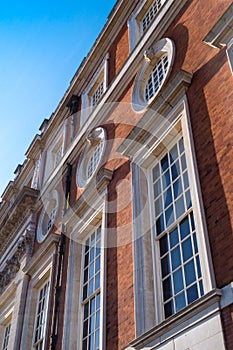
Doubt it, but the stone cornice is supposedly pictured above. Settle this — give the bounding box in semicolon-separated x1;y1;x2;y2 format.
0;187;38;256
25;134;43;160
0;187;38;231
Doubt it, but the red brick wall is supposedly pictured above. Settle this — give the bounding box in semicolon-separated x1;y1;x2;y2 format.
221;305;233;350
162;0;233;289
109;23;130;85
106;161;135;350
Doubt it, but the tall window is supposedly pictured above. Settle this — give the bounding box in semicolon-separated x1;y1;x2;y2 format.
2;323;11;350
128;0;168;51
81;226;102;350
33;281;50;349
142;0;163;32
92;81;104;107
54;144;63;168
151;137;204;318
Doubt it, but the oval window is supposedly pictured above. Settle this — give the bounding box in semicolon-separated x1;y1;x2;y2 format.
132;38;175;112
76;127;106;188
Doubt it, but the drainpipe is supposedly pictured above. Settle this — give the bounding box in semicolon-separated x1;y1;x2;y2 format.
51;163;72;349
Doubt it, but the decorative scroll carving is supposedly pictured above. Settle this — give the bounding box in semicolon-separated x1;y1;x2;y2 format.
0;230;34;294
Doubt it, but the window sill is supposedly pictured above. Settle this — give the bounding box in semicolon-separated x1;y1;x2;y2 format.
129;289;222;349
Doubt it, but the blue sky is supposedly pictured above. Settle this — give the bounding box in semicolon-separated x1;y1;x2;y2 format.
0;0;116;196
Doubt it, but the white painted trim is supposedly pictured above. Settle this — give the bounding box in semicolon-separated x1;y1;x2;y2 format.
227;38;233;75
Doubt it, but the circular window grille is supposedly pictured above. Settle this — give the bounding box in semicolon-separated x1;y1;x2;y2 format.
144;54;169;102
76;127;106;188
37;190;59;243
132;38;175;112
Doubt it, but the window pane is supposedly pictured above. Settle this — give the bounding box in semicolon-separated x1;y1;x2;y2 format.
175;292;186;312
163;276;172;301
170;144;178;163
187;284;198;303
161;154;169;172
180;216;190;239
165;205;174;227
159;235;168;256
161;255;170;277
171;161;180;181
169;227;179;248
185;190;192;209
154;180;161;197
164;187;172;208
156;214;164;235
154;196;163;215
173;268;184;294
164;300;174;318
182;238;193;262
95;273;100;290
162;170;170;189
152;164;160;181
171;246;181;270
184;260;196;286
152;138;203;319
173;178;182;199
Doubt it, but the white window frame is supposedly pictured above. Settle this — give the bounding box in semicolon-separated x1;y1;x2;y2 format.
32;280;50;350
148;133;204;319
128;0;170;52
62;200;107;350
130;98;215;333
77;210;106;350
227;38;233;75
80;225;102;350
81;54;109;126
2;322;11;350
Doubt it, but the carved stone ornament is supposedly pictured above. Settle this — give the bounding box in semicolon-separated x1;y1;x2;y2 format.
0;230;34;294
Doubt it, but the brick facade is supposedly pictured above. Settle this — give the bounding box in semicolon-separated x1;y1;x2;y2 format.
0;1;232;349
